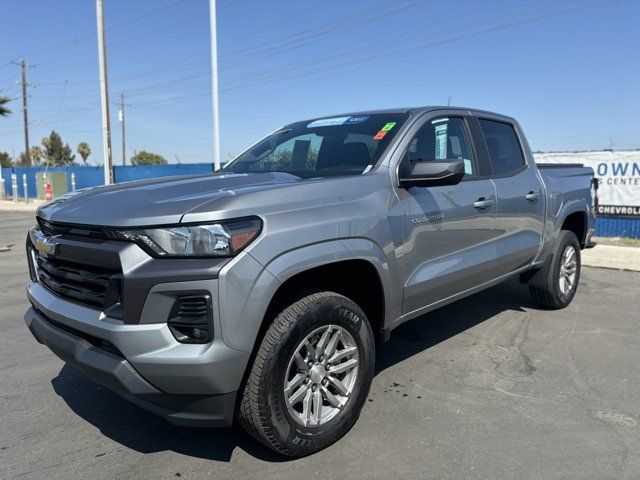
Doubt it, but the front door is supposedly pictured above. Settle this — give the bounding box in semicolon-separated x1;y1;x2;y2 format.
396;114;501;315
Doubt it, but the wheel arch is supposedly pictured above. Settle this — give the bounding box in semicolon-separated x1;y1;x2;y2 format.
260;238;396;341
560;210;588;247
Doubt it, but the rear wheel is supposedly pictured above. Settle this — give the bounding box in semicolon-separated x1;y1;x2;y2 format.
238;291;375;457
529;230;581;309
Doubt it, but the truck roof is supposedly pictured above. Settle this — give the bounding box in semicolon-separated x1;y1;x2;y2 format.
293;106;516;125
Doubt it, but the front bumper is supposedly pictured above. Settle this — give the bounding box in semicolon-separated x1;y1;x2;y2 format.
25;281;251;427
25;306;237;427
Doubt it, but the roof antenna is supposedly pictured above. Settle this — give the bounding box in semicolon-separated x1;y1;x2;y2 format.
447;96;452;106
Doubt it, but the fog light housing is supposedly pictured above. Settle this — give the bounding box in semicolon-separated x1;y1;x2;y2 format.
168;294;212;344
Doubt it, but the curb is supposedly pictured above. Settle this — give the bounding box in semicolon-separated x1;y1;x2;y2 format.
582;244;640;272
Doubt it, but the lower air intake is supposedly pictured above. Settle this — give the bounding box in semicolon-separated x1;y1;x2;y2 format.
167;294;212;344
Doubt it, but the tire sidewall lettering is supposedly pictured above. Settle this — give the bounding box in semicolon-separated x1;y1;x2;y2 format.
266;297;370;452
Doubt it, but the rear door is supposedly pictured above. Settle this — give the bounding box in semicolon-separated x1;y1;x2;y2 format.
395;112;501;314
473;116;545;273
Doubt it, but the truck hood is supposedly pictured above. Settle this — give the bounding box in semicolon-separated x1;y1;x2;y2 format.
36;172;304;227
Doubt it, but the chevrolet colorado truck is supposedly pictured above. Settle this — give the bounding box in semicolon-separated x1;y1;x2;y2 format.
24;107;596;456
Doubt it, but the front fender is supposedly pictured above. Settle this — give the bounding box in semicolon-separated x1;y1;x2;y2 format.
265;238;401;330
217;238;400;353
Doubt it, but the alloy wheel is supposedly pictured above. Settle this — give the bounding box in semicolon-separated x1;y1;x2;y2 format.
284;325;359;427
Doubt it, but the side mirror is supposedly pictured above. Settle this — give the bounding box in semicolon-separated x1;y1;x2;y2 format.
399;159;465;188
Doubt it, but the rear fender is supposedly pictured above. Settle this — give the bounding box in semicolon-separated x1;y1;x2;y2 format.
533;199;590;270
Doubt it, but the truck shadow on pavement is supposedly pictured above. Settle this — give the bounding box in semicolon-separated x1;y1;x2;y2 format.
51;278;533;463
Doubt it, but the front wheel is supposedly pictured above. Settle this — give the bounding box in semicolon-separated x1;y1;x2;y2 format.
238;291;375;457
529;230;581;309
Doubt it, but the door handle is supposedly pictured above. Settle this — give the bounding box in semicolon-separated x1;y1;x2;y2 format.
525;191;540;201
473;198;493;210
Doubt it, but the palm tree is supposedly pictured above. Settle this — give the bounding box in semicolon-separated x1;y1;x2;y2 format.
77;142;91;164
30;146;43;166
0;96;11;117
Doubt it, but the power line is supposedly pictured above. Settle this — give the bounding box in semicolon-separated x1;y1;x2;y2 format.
218;0;609;94
219;1;333;47
41;0;608;119
2;0;192;64
24;0;428;114
218;0;427;66
102;0;556;99
1;0;244;69
42;0;478;102
3;0;615;158
223;0;539;85
217;0;245;11
30;2;334;89
38;11;210;67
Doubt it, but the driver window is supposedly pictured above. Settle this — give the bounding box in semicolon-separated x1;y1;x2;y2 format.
407;117;476;176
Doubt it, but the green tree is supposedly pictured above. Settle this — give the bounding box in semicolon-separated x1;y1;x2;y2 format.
130;150;167;165
15;152;29;166
41;131;75;166
0;96;11;117
77;142;91;164
0;151;12;168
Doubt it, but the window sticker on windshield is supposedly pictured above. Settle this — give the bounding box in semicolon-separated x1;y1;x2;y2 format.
345;116;369;124
464;159;473;174
307;116;351;128
373;130;388;140
373;121;397;140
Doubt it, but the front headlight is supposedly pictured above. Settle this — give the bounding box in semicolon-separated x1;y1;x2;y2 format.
109;217;262;257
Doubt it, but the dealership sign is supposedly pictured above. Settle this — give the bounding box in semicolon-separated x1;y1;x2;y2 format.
534;151;640;217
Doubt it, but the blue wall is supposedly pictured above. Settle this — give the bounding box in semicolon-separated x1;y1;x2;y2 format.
596;216;640;239
2;164;639;238
115;164;214;183
1;163;216;200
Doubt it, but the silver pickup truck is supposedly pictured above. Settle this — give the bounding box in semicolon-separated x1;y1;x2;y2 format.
24;107;596;456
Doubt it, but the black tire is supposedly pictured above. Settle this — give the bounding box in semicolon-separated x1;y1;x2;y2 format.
238;290;375;457
529;230;581;309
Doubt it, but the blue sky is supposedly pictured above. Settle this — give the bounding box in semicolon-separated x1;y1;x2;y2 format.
0;0;638;165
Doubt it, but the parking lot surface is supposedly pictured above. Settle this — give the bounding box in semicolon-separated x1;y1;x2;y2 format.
2;210;640;480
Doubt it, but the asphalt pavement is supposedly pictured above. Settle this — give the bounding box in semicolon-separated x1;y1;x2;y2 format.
2;210;640;480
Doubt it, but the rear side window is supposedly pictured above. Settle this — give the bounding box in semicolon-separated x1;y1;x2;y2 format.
478;119;525;176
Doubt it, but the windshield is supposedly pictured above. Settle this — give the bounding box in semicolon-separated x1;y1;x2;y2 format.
223;113;410;177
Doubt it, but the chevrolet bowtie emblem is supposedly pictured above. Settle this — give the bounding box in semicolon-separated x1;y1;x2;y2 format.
35;234;60;257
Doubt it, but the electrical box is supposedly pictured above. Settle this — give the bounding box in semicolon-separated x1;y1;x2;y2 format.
36;172;68;200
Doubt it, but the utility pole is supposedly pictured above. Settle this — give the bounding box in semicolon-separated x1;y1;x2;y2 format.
20;59;31;166
119;92;126;166
96;0;113;184
209;0;221;171
12;59;32;166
